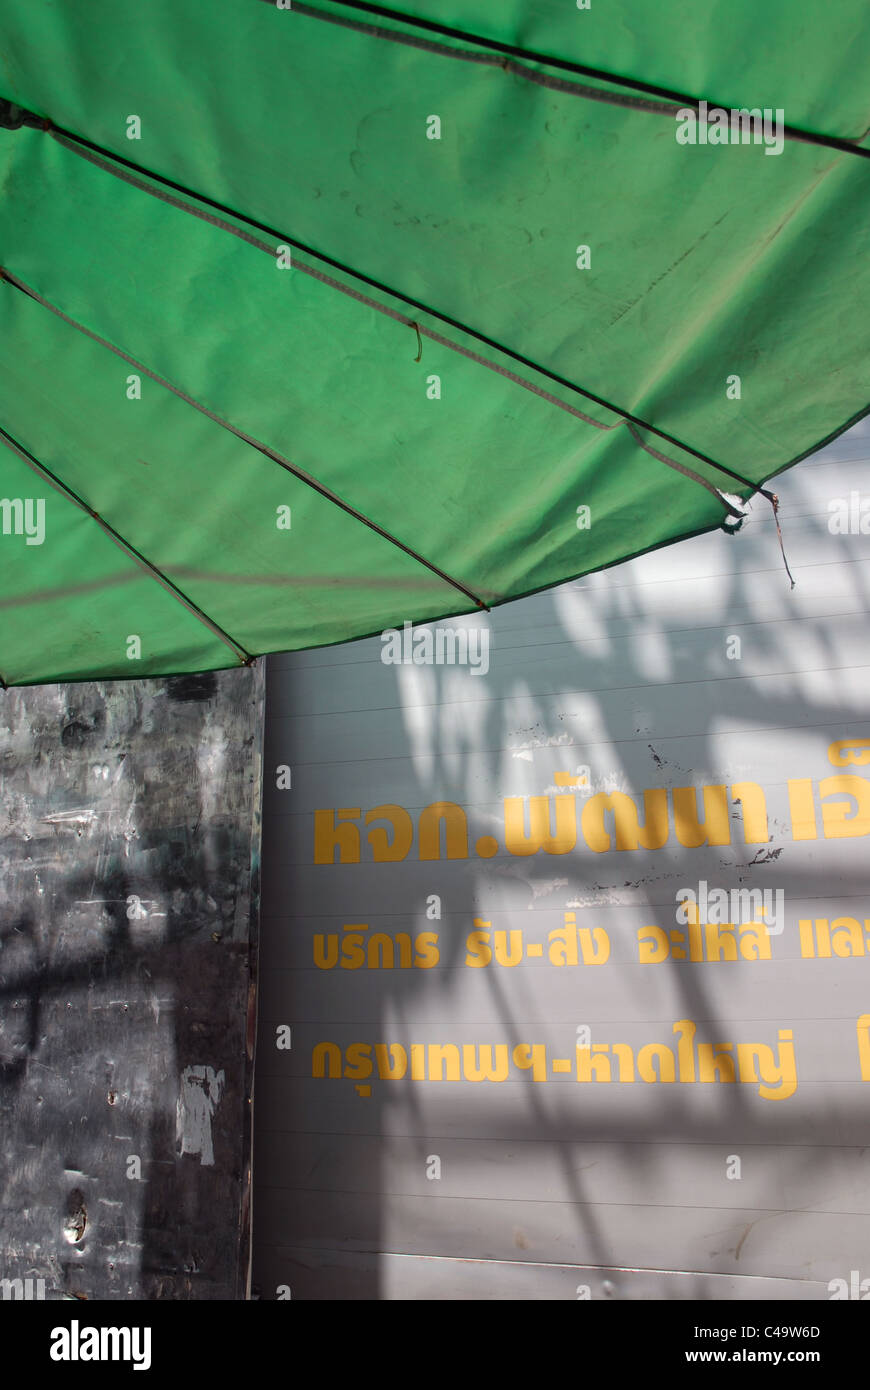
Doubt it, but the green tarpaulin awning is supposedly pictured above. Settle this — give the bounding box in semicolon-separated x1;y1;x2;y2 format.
0;1;868;684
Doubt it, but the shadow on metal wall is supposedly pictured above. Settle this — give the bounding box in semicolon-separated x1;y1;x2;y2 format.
251;420;870;1299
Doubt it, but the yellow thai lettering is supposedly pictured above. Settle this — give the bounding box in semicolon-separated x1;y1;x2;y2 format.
465;921;492;967
427;1044;461;1081
512;1043;547;1081
418;801;469;860
820;775;870;839
504;794;577;856
414;932;440;968
787;779;818;840
313;808;361;864
365;805;413;862
730;782;769;844
581;789;668;853
672;785;730;848
312;1042;342;1078
462;1044;510;1082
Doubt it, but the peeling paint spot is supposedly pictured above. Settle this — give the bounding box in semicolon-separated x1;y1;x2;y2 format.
40;809;96;827
62;1190;87;1244
177;1065;225;1167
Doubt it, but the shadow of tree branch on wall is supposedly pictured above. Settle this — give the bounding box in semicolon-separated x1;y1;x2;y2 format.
252;419;870;1299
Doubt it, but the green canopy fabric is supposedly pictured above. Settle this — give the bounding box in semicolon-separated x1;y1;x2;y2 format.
0;1;868;684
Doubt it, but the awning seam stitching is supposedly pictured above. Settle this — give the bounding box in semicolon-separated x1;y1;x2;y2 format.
0;269;492;613
42;122;769;495
0;420;254;666
277;0;870;157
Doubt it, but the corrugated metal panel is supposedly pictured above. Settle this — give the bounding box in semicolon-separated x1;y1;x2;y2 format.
253;421;870;1299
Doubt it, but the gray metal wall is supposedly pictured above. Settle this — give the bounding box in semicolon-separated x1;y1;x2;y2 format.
0;665;264;1301
253;422;870;1300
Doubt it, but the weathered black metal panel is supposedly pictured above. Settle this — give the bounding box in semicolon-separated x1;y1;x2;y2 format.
0;664;264;1301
